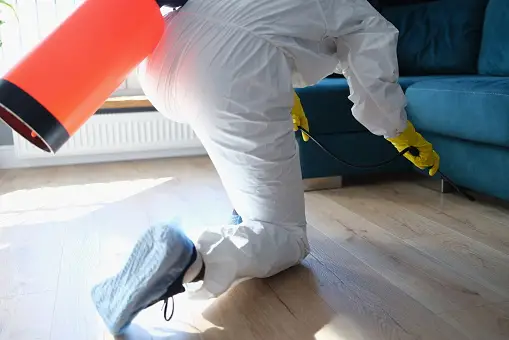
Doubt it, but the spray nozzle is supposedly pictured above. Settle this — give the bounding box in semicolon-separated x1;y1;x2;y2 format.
408;146;420;157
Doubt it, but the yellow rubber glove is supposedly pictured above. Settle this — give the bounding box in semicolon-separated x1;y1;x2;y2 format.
291;91;309;142
387;121;440;176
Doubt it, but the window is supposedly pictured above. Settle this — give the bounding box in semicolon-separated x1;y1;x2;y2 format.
0;0;143;97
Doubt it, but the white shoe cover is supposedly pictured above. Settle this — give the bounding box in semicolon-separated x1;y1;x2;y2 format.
91;223;196;335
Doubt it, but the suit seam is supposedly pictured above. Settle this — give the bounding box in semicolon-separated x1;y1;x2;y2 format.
314;0;329;40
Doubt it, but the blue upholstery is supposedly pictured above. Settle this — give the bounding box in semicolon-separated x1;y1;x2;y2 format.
478;0;509;76
406;77;509;147
296;79;357;135
382;0;489;75
422;133;509;201
297;76;460;135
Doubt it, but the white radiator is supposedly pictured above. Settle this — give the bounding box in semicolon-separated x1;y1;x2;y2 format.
12;112;203;160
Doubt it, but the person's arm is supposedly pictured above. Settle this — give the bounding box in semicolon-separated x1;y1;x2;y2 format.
323;0;439;175
332;4;407;138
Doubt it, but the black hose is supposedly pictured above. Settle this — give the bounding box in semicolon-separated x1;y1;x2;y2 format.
298;127;475;201
299;128;412;169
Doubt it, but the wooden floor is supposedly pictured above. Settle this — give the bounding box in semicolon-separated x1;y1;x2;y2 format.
1;157;509;340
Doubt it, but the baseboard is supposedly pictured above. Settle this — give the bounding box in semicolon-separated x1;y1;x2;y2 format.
303;176;343;191
0;144;207;169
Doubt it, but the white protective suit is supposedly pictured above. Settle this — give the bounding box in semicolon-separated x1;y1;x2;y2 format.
140;0;408;297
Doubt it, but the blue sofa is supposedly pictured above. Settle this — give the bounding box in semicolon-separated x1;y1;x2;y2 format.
296;0;509;201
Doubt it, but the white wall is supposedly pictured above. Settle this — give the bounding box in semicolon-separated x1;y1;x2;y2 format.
0;121;13;145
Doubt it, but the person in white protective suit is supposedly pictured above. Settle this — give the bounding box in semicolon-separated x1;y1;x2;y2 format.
91;0;440;335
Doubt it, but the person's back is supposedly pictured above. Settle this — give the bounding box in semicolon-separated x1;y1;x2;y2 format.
177;0;395;88
180;0;325;39
176;0;342;86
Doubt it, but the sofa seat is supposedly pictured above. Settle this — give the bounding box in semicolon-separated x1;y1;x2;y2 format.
406;76;509;147
297;76;466;135
422;132;509;201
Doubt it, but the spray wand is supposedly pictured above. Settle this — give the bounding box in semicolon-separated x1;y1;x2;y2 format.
298;127;475;202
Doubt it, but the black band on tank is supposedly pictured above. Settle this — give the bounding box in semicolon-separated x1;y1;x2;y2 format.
156;0;189;8
0;78;69;153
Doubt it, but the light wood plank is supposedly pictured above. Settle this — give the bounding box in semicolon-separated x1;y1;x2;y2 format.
0;170;7;184
0;292;55;340
322;186;446;239
109;279;308;340
46;158;229;339
2;157;509;339
405;232;509;300
304;225;466;340
266;265;349;340
199;279;307;340
414;178;509;225
49;222;111;340
0;222;63;298
321;186;509;298
440;302;509;340
49;195;152;340
304;192;506;314
377;181;509;255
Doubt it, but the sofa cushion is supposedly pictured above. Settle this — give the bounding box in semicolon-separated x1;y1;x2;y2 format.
297;76;466;135
420;132;509;201
406;77;509;147
382;0;489;75
478;0;509;76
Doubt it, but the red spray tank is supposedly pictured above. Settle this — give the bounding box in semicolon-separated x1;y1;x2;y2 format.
0;0;165;153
